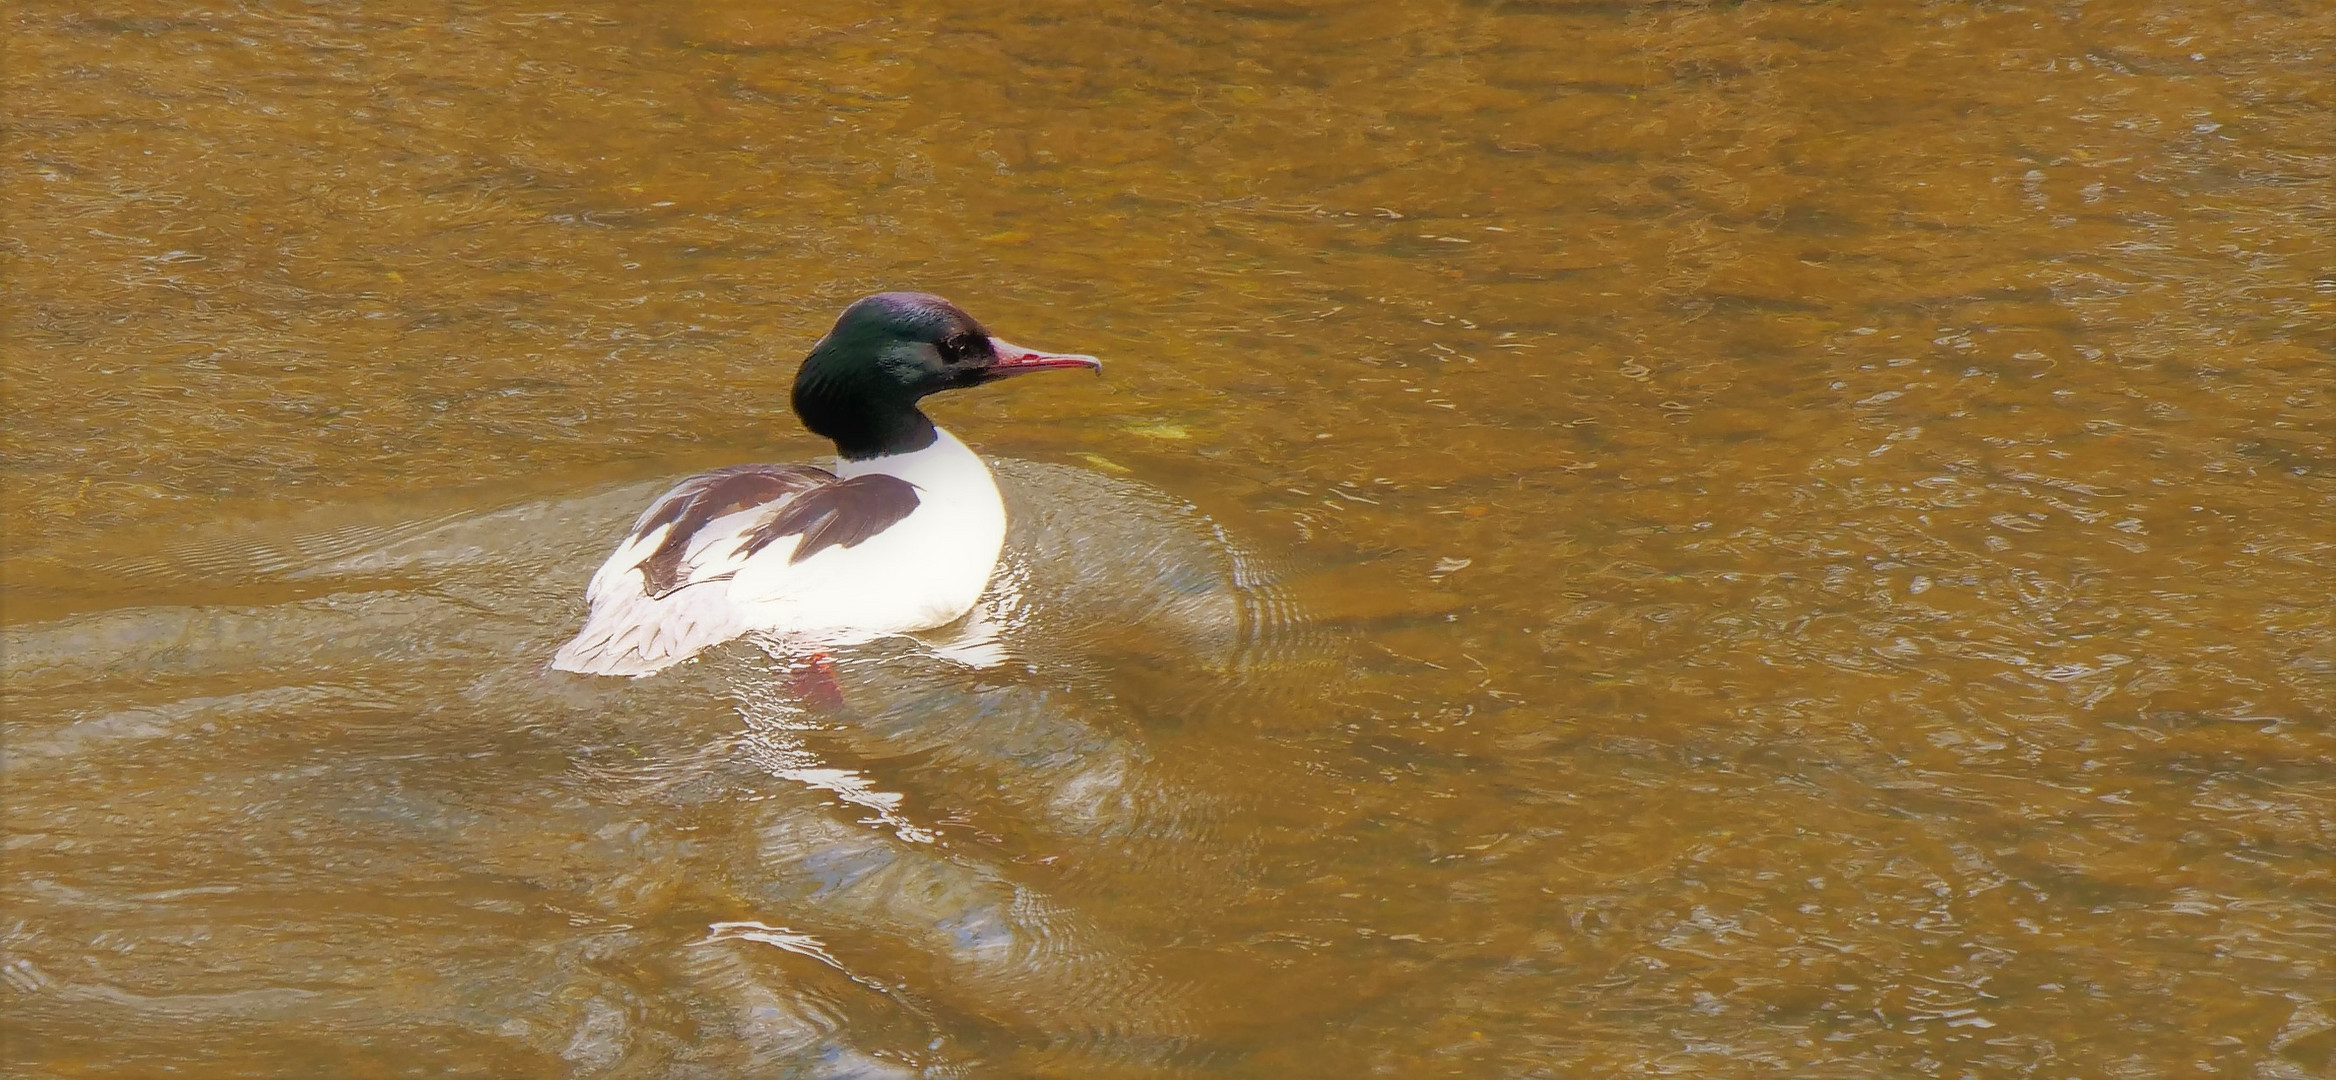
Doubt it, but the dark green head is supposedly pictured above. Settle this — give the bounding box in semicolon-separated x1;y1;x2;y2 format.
791;292;1100;460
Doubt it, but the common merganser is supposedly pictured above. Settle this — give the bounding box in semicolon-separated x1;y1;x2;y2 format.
552;292;1101;677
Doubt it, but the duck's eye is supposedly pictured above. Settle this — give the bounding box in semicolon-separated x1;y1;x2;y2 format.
937;335;977;364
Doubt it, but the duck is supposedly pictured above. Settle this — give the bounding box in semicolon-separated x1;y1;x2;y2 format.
551;292;1101;677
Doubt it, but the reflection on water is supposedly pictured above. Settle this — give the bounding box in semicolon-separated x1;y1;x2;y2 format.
5;0;2333;1076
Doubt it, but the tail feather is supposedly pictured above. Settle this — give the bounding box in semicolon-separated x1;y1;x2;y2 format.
551;585;739;678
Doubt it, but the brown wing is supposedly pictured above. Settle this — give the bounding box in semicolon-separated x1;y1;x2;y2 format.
737;474;921;565
629;464;833;598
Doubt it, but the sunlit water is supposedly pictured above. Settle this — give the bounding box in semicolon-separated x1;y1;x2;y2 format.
5;1;2332;1077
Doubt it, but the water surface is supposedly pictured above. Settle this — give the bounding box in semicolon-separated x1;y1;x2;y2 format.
5;1;2333;1076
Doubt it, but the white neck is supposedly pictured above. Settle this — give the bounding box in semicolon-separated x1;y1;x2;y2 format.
837;427;994;498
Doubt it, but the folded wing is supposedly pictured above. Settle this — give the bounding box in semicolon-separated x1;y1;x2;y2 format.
632;465;835;597
739;474;922;565
554;464;857;676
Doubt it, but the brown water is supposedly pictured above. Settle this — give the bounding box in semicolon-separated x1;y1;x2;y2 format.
5;0;2333;1076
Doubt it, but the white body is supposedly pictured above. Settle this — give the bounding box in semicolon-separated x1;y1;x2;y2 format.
551;429;1006;677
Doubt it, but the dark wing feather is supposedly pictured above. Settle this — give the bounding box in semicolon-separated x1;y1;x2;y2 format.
629;464;833;597
737;474;921;565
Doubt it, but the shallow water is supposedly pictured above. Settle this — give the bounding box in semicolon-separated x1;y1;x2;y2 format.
4;1;2333;1076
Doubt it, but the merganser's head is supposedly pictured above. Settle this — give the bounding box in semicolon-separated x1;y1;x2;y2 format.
792;292;1101;460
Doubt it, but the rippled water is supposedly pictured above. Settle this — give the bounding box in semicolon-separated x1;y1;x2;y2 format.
5;1;2332;1076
